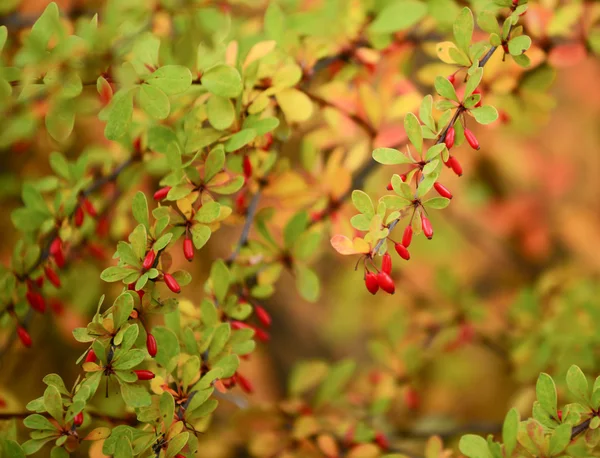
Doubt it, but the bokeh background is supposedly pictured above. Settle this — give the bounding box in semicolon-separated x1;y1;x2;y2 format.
1;0;600;456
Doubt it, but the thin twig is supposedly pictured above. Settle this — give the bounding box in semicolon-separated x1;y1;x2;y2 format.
227;190;261;264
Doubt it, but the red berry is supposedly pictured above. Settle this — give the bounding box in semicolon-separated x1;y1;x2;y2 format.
365;272;379;295
254;327;270;342
174;455;185;458
183;238;194;262
44;266;61;288
146;333;158;357
84;349;97;363
381;253;392;275
134;370;155;381
421;215;434;239
447;74;456;85
34;276;44;288
73;412;84;427
434;182;453;199
231;320;251;330
254;305;271;327
87;243;106;261
74;206;84;227
400;174;407;182
473;88;483;108
82;198;97;217
386;182;393;191
262;133;273;150
96;216;109;238
557;410;562;421
17;326;32;348
394;243;410;260
234;373;254;394
235;192;247;214
444;126;455;149
375;432;389;450
445;156;463;177
405;387;420;410
153;186;171;201
464;128;480;150
133;136;143;154
377;272;395;295
163;273;181;293
50;238;65;268
26;291;46;313
243;155;253;179
142;250;156;271
402;225;413;248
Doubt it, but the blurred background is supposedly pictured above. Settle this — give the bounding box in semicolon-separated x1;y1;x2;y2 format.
1;0;600;456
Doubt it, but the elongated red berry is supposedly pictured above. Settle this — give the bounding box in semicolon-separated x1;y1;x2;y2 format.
444;126;455;149
375;432;389;450
421;215;434;239
17;326;32;347
26;291;46;313
434;182;453;199
365;272;379;295
557;410;563;421
82;198;97;217
50;238;65;268
163;273;180;293
84;349;97;363
146;333;157;357
381;253;392;275
153;186;171;201
243;155;252;179
254;327;270;342
74;206;84;227
231;320;251;330
464;128;480;150
73;412;84;427
394;243;410;260
235;373;254;394
183;238;194;262
142;250;156;271
254;305;271;327
134;370;155;381
44;266;61;288
402;225;413;248
96;216;109;238
377;272;395;294
445;156;463;177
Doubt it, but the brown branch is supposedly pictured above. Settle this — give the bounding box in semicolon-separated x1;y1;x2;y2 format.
0;410;137;426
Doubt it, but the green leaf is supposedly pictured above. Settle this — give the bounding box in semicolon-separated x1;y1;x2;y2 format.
315;359;356;407
138;84;170;120
566;365;589;404
477;9;500;34
284;211;309;248
204;146;225;183
213;354;239;378
264;3;285;43
454;7;474;55
191;224;211;250
145;65;192;95
113;349;146;370
21;438;55;455
404;112;422;153
372;147;412;165
352;190;374;218
104;89;134;140
2;440;25;458
43;386;63;423
194;202;221;223
50;446;69;458
458;434;492;458
502;408;519;456
434;76;458;102
112;293;134;329
166;432;189;458
470;106;498;125
114;435;133;458
210;260;230;303
207;95;235;130
120;382;151;409
465;67;483;97
225;129;257;152
201;64;242;98
536;373;557;418
549;423;572;455
423;197;450;209
153;326;181;372
369;0;427;34
508;35;532;56
419;95;435;131
23;414;57;431
132;192;149;229
296;265;320;302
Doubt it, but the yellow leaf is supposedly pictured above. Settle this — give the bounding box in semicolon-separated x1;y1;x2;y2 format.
436;41;460;64
331;235;355;255
83;427;111;441
275;89;313;123
359;83;382;128
244;40;277;68
353;237;371;254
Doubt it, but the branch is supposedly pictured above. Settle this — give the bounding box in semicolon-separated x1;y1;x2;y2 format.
226;190;261;265
0;410;137;426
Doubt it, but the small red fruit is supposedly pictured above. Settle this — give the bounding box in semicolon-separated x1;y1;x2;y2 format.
82;198;97;217
17;326;32;348
253;327;270;342
365;272;379;295
381;252;392;275
434;182;453;199
96;216;109;238
50;238;65;268
377;272;395;294
231;321;251;330
402;225;413;248
26;291;46;313
163;273;181;293
134;370;155;381
153;186;171;201
557;410;563;421
375;432;389;450
394;243;410;260
183;238;194;262
235;373;254;394
73;412;84;427
444;126;455;149
254;305;271;327
84;349;97;363
386;182;393;191
447;74;456;85
405;387;420;410
243;155;252;179
74;206;84;227
44;266;61;288
142;250;156;271
146;333;158;357
445;156;463;177
464;128;480;150
421;215;434;239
